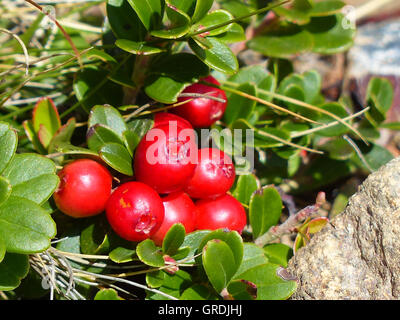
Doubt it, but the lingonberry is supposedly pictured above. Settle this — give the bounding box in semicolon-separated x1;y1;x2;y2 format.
172;75;227;128
185;148;235;199
53;159;112;218
154;112;193;130
106;181;164;241
195;194;247;233
151;192;196;246
134;122;198;194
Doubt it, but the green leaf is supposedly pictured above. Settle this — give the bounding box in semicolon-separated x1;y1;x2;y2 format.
99;143;133;176
115;39;166;55
162;223;186;256
145;75;187;104
0;253;29;291
95;288;123;300
0;176;11;207
248;25;313;59
353;143;394;172
106;0;146;41
48;117;76;154
263;243;293;267
229;263;297;300
146;270;165;288
123;119;154;156
180;284;220;300
307;217;329;234
0;239;5;263
150;2;191;39
73;67;123;113
80;217;111;255
312;102;349;137
0;122;17;174
0;197;56;254
319;138;355;161
223;83;257;125
88;105;127;137
87;124;126;152
309;0;345;17
189;37;238;75
136;239;165;267
2;154;59;205
147;269;191;300
181;230;210;261
202;239;237;293
213;23;246;44
380;122;400;130
50;142;99;157
109;247;136;263
305;14;355;54
249;187;282;239
192;0;214;23
366;77;394;123
192;10;234;36
127;0;164;31
148;53;209;83
32;98;61;148
234;243;268;278
232;174;258;205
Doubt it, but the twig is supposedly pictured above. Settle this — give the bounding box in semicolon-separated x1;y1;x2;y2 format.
255;192;326;247
0;28;29;76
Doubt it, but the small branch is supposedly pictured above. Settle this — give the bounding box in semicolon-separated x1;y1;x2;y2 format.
255;192;326;247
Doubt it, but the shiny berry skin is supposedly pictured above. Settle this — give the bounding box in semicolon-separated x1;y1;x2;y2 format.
185;148;235;199
151;192;196;246
105;182;164;242
154;112;193;130
195;194;247;233
53;159;112;218
172;75;228;128
134;123;198;194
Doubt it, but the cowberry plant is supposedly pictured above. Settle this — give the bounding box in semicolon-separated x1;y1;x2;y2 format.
0;0;397;300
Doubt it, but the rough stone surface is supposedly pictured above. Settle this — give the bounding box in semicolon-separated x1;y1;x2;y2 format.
287;156;400;300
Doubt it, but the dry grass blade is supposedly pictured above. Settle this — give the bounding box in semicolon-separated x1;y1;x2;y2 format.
0;28;29;76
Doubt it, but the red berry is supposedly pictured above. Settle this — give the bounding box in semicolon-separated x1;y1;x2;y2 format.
54;159;112;218
134;123;198;194
185;148;235;199
106;181;164;241
154;112;193;130
151;192;196;246
195;194;247;233
172;75;227;128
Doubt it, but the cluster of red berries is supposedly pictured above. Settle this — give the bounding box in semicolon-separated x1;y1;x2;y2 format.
53;76;247;245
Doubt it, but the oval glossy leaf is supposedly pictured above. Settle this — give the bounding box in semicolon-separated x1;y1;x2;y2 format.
95;288;123;300
192;10;234;37
48;117;76;154
0;239;5;263
309;0;345;17
249;187;282;239
223;82;257;125
88;105;127;137
320;138;355;161
229;263;297;300
0;253;29;291
99;142;133;176
162;223;186;256
0;197;56;254
234;243;269;278
312;102;349;137
0;122;17;174
197;229;243;269
366;77;394;123
116;39;166;55
192;0;214;23
213;23;246;44
248;25;313;59
136;239;165;267
150;2;191;39
80;217;111;255
189;37;238;75
145;75;187;104
2;154;59;205
146;270;165;288
109;247;136;263
127;0;164;31
0;176;11;207
124;118;154;156
32;97;61;148
181;230;210;261
263;243;293;268
202;239;237;293
106;0;146;41
180;284;219;300
87;124;125;152
232;174;258;205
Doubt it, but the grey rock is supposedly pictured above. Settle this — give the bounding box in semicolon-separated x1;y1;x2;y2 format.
287;156;400;300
